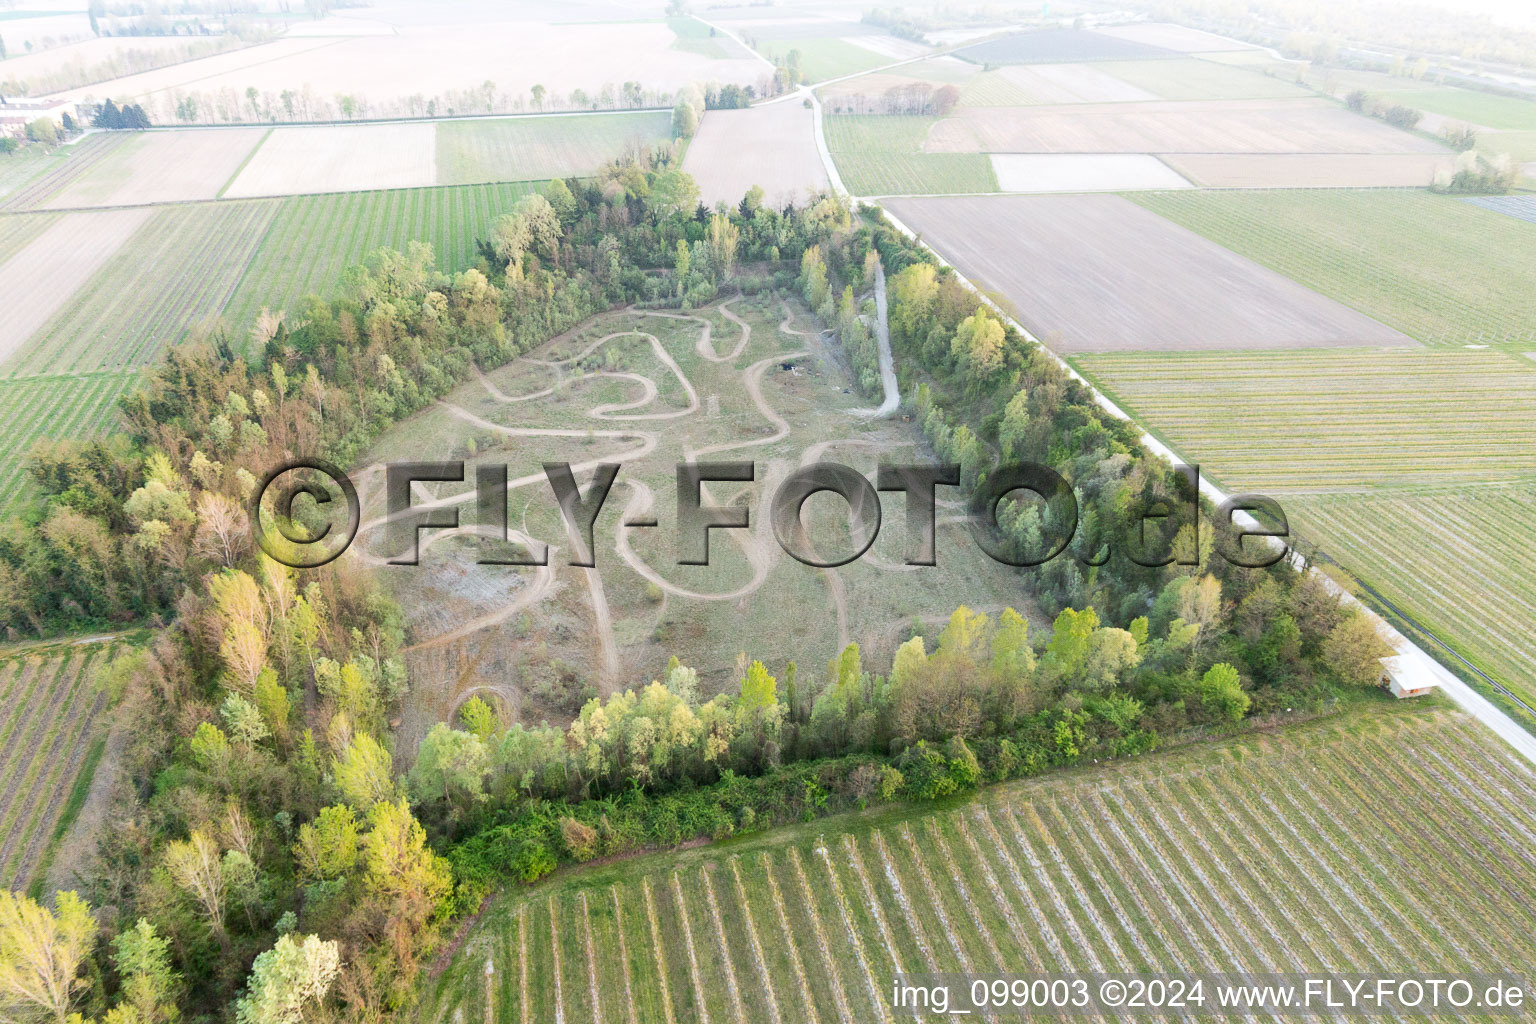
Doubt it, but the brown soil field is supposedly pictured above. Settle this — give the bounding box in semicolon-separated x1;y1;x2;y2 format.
882;193;1416;352
1161;152;1452;187
40;128;267;208
0;208;154;364
998;63;1157;103
223;123;437;198
924;98;1448;154
682;102;829;207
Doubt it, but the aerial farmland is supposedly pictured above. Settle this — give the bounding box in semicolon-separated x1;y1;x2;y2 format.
0;1;1534;1022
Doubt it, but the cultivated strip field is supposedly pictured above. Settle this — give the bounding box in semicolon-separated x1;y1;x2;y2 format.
0;208;156;365
955;28;1175;64
884;194;1412;351
1133;189;1536;346
925;98;1448;154
1463;194;1536;226
9;201;280;376
0;373;137;516
38;128;267;209
1071;349;1536;489
1159;152;1447;187
989;153;1190;192
1094;22;1260;53
825;116;997;195
223;123;438;198
0;644;117;894
222;181;536;332
425;709;1536;1022
1287;487;1536;705
1090;57;1310;101
682;102;829;207
437;112;673;186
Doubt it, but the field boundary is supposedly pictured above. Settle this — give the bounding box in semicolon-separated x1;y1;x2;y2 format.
216;126;273;199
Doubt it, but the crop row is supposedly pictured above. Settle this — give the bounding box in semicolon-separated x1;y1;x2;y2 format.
436;112;673;187
0;134;127;212
429;710;1536;1022
0;371;138;516
6;200;281;378
1287;486;1536;707
1131;189;1536;347
0;211;60;265
1072;348;1536;490
221;180;538;335
0;645;114;892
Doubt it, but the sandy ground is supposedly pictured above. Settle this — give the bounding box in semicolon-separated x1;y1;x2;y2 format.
0;208;153;365
40;128;267;208
1161;152;1452;187
999;63;1158;103
1095;23;1260;53
883;193;1416;352
223;123;437;198
49;21;764;117
990;153;1192;192
926;98;1451;154
682;102;830;208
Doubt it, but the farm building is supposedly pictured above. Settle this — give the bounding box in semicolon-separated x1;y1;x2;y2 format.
1379;655;1437;698
0;97;74;138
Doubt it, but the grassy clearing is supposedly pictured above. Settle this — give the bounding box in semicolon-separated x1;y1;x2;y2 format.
1287;487;1536;707
0;644;116;893
8;200;279;377
0;145;55;202
0;371;138;516
1094;57;1311;100
1131;189;1536;346
1070;348;1536;491
223;181;537;334
825;115;997;194
422;708;1536;1022
0;133;127;211
668;15;730;59
436;113;674;187
1310;68;1536;130
956;69;1036;106
756;36;887;83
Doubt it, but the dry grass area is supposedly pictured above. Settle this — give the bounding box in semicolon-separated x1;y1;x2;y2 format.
223;123;438;198
39;128;267;208
359;296;1033;751
683;103;830;207
925;98;1448;154
989;153;1190;192
883;193;1414;352
1161;152;1450;187
0;208;154;365
52;20;763;122
998;62;1157;103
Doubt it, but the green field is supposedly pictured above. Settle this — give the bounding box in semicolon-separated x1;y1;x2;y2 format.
1132;189;1536;347
1288;487;1536;704
435;113;674;187
1073;346;1536;707
424;708;1536;1022
0;134;128;211
757;36;888;84
1071;349;1536;491
0;372;138;516
825;115;998;195
956;69;1037;107
668;15;730;59
0;643;117;894
1312;68;1536;131
1096;57;1311;100
222;181;537;331
5;200;280;377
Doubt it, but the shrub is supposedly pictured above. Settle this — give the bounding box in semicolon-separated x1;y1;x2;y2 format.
559;817;598;862
512;840;557;884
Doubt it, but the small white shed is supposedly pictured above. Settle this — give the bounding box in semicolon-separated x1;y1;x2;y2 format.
1379;655;1436;699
